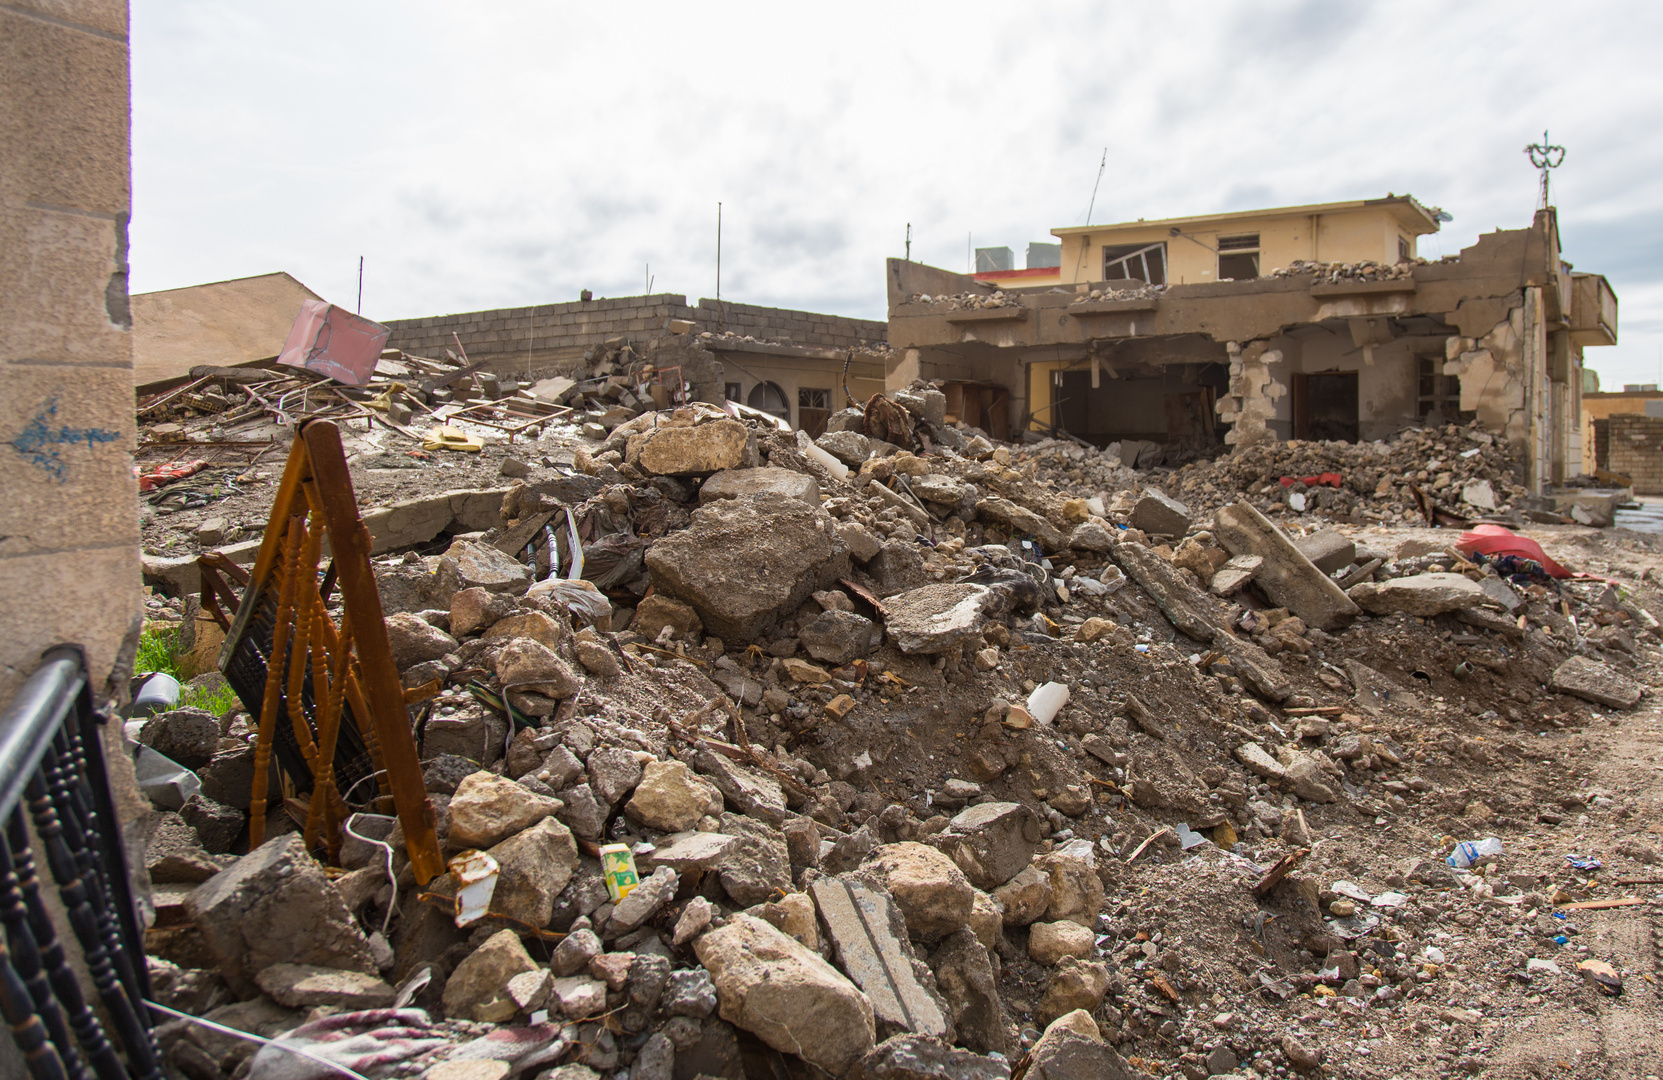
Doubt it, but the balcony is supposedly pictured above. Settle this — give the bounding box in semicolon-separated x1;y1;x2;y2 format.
1570;273;1618;347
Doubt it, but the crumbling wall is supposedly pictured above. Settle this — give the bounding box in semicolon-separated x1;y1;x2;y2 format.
1217;341;1285;448
1;0;144;706
1443;290;1531;447
1603;414;1663;495
696;298;886;351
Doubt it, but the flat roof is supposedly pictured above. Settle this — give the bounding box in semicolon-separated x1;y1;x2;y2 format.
1052;194;1441;238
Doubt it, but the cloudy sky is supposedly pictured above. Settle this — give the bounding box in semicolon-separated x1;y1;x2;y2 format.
132;1;1663;386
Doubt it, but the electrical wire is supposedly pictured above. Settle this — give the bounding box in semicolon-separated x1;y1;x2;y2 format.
145;1001;375;1080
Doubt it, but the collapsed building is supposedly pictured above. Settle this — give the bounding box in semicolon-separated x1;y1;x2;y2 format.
887;200;1619;496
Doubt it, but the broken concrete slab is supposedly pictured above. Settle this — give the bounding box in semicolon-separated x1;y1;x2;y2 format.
1293;529;1356;574
810;876;952;1040
1550;655;1643;708
883;583;992;655
646;492;850;643
1212;502;1360;631
698;467;820;505
254;964;395;1010
635;418;757;476
1109;540;1218;642
1347;572;1484;616
694;913;876;1075
1209;553;1263;596
974;498;1067;552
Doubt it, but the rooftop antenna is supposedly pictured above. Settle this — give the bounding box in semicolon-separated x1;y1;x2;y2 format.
356;256;364;313
1083;146;1107;226
905;223;911;262
716;202;722;302
1525;130;1566;210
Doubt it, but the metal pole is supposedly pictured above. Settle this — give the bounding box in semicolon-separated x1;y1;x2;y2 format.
905;223;911;262
356;256;363;313
716;202;722;302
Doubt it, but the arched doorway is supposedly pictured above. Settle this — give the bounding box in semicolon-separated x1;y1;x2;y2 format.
747;381;789;420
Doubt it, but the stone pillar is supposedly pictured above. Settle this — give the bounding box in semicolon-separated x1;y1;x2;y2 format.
0;0;143;704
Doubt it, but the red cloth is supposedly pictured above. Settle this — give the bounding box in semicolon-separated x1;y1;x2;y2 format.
1278;473;1342;488
136;459;208;492
1454;524;1572;578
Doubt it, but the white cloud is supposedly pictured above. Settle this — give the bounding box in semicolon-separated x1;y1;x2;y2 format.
131;1;1663;381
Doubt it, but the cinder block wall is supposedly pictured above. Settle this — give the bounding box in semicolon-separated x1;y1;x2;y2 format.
0;0;144;704
384;294;699;362
1605;414;1663;495
695;298;887;351
384;293;889;364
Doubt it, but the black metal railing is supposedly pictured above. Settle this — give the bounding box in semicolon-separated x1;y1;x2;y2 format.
0;646;161;1080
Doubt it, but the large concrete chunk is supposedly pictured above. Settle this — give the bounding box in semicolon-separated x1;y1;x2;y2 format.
1130;488;1191;536
699;467;820;505
1551;656;1643;709
485;816;578;927
811;877;952;1040
448;771;562;849
636;418;756;476
1293;529;1356;574
1347;572;1484;616
883;584;992;655
437;540;532;594
184;834;377;997
442;929;539;1023
932;802;1042;890
695;913;876;1075
1212;502;1360;631
645;492;850;643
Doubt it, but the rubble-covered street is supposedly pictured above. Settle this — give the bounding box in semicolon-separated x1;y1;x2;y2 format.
132;381;1663;1080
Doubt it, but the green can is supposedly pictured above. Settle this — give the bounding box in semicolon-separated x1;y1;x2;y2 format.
600;843;640;903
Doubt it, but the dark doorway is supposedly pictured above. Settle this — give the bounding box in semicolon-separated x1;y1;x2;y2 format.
1292;371;1359;441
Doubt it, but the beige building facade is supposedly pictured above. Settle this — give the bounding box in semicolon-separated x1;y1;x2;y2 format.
1;0;144;704
892;202;1618;496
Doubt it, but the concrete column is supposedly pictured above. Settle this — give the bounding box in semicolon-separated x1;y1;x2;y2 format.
0;0;142;703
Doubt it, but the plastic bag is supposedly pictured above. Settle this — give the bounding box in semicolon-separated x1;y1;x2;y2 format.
527;577;613;630
1447;836;1504;868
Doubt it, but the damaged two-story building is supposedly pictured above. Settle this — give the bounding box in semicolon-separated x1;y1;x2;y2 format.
886;197;1618;494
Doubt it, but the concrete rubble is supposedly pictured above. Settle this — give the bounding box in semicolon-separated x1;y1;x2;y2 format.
136;387;1663;1080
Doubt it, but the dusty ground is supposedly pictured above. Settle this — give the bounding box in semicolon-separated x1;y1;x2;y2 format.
137;414;1663;1078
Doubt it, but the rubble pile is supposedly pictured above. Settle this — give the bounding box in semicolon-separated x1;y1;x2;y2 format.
906;291;1022;311
1008;421;1528;526
531;338;705;442
1070;283;1167;304
1266;258;1437;285
137;385;1663;1080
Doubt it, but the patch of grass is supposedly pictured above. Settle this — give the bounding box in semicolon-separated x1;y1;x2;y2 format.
183;681;242;716
135;626;183;679
136;626;242;713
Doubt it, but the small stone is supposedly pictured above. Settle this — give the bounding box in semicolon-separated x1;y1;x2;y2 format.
626;760;723;833
548;974;608;1019
672;896;715;946
573;640;621;677
1027;921;1095;966
442;929;538;1022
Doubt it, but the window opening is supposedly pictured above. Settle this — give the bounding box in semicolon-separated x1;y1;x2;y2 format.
1101;242;1167;285
1217;233;1260;280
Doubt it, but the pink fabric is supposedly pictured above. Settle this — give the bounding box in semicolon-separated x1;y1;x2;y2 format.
1454;524;1572;578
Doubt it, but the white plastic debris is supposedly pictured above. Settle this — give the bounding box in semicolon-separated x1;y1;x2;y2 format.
1026;681;1071;726
797;431;850;480
450;850;500;928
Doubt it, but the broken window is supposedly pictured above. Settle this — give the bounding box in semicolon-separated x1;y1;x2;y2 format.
724;382;743;402
1217;233;1260;280
1417;356;1471;424
1102;242;1167;285
1398;236;1411;263
798;387;832;438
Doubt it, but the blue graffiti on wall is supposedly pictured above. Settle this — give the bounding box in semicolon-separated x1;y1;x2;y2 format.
9;398;121;482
